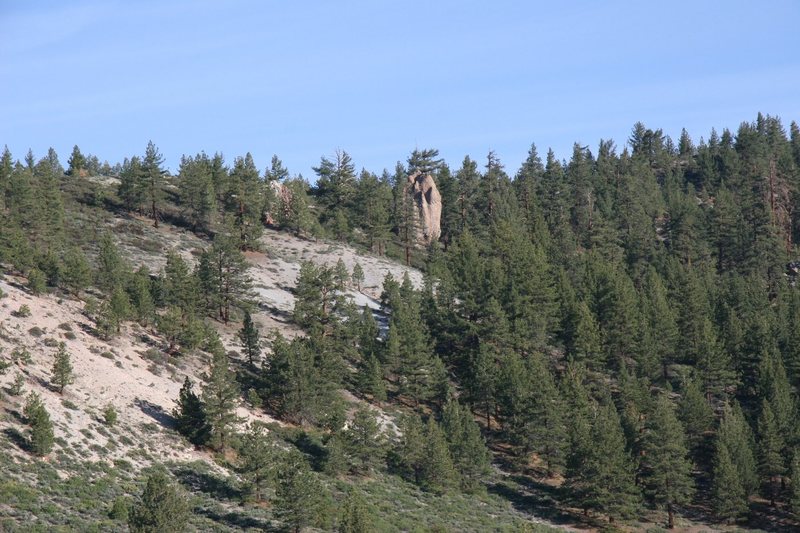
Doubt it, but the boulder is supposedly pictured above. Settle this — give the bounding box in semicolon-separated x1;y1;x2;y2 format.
406;170;442;245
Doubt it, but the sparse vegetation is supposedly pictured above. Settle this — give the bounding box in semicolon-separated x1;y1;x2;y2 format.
10;372;25;395
103;404;118;426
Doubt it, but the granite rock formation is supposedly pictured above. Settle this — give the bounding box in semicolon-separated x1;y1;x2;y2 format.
406;170;442;244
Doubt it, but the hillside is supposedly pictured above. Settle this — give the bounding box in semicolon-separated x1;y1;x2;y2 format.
0;179;556;532
4;118;800;532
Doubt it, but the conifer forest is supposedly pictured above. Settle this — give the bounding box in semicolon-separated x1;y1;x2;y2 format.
2;113;800;531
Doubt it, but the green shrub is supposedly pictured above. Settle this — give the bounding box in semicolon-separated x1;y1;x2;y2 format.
246;388;263;408
11;347;32;364
103;404;118;426
83;296;99;319
28;326;44;337
108;497;129;521
10;372;25;395
15;304;32;318
27;268;46;295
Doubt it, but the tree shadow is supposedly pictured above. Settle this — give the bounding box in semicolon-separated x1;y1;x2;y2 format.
7;408;25;424
3;427;30;453
134;398;176;429
745;499;800;532
487;474;583;528
193;506;277;531
77;321;101;339
172;463;241;501
31;374;58;394
289;431;327;472
258;301;293;323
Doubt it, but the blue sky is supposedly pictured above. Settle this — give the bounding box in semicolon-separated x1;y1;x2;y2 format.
2;0;799;178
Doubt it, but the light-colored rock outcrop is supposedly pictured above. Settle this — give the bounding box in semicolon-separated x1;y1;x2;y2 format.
406;170;442;244
264;180;292;226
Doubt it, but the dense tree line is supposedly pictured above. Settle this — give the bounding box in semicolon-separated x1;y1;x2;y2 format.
4;113;800;528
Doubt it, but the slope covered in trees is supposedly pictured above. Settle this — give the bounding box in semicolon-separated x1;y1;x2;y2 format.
2;114;800;530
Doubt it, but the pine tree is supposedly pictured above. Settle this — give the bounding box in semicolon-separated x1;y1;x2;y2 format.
128;470;189;533
338;489;371;533
238;423;278;502
565;400;641;521
393;162;421;265
96;232;127;292
758;349;795;457
118;156;145;212
341;406;386;475
293;260;348;337
142;141;166;227
695;317;737;400
67;145;86;176
641;395;695;529
351;262;364;291
711;440;748;523
790;451;800;516
51;342;74;394
238;310;261;367
314;149;357;237
25;393;54;457
678;378;713;458
265;334;343;427
355;170;392;254
420;417;457;494
393;413;426;485
60;247;92;294
383;276;439;404
226;153;264;249
200;232;251;324
173;377;210;446
108;285;132;333
162;250;200;314
491;220;556;351
640;267;679;380
514;143;545;230
201;348;241;450
26;267;46;295
718;402;759;496
324;431;348;476
589;260;642;371
570;300;603;367
332;258;347;287
95;299;121;340
265;154;289;182
520;354;568;474
128;266;155;326
275;451;327;533
177;152;217;232
357;351;386;402
757;400;785;506
441;398;491;492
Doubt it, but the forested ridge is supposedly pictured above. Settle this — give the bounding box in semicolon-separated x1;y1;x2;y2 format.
2;113;800;531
